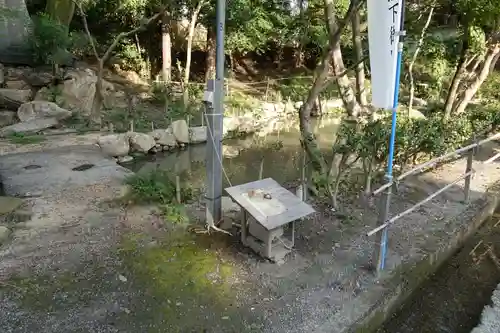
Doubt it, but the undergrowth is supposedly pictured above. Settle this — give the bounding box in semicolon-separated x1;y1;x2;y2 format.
7;133;47;145
124;169;194;224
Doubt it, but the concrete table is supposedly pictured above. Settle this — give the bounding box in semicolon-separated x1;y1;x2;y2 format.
225;178;315;263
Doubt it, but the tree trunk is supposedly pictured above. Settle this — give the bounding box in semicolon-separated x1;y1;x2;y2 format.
443;26;469;121
408;6;434;112
205;24;216;82
90;60;104;126
454;46;500;114
161;12;172;84
351;9;367;105
443;52;467;121
294;43;305;68
183;0;205;108
45;0;75;27
294;0;306;69
299;0;361;174
331;45;360;116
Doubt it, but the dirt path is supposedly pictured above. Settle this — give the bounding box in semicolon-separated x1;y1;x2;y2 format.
2;138;500;332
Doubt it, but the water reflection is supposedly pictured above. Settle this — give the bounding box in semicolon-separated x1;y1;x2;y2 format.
131;116;342;188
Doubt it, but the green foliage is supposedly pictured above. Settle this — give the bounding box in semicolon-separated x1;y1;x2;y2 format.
125;169;194;205
116;41;145;72
331;103;500;196
7;133;46;145
30;14;77;65
278;76;339;101
102;105;171;133
478;71;500;102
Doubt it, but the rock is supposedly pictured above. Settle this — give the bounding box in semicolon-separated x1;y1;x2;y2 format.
0;89;31;104
222;145;240;158
128;132;156;153
0;117;59;137
412;97;428;107
0;63;4;86
17;101;72;122
237;116;255;133
97;133;130;157
261;102;283;116
47;68;115;115
149;128;177;146
5;80;26;90
34;86;65;105
117;155;133;163
189;126;207;144
6;67;31;80
223;117;240;133
23;71;54;87
0;225;10;243
0;111;16;127
171;120;189;143
0;196;23;215
408;109;427;120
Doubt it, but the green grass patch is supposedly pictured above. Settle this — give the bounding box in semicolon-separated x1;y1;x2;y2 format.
124;169;194;224
7;133;46;145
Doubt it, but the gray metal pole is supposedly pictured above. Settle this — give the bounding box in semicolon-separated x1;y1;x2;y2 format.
205;0;226;228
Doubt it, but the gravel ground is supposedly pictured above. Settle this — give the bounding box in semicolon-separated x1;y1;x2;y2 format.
1;140;500;332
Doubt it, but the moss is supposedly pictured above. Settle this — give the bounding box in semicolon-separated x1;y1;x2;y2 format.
115;231;262;332
0;231;262;332
1;264;112;312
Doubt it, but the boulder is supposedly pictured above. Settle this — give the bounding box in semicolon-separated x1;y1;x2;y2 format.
0;225;10;243
128;132;155;153
222;145;240;158
413;97;428;107
171;119;189;143
408;109;427;120
223;117;240;133
0;111;17;127
149;128;176;147
97;133;130;157
189;126;207;144
117;155;134;163
0;117;59;137
17;101;72;122
5;80;26;89
23;71;54;87
34;87;65;106
0;88;31;104
40;68;115;115
237;116;256;133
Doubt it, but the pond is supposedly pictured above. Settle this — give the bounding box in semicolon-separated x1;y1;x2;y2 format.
127;116;342;189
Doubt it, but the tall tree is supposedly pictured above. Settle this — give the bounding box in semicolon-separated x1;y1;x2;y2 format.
299;0;364;177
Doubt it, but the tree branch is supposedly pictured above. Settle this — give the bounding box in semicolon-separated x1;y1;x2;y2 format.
74;1;98;60
102;8;166;62
319;54;368;92
74;0;166;63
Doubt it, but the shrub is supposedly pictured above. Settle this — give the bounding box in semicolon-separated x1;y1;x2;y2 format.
328;106;499;206
29;14;74;66
125;169;193;205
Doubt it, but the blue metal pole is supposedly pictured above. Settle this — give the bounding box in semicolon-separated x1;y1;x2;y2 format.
376;0;405;272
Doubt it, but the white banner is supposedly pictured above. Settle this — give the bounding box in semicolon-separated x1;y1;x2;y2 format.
367;0;403;109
